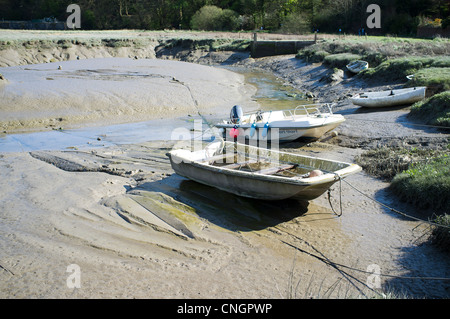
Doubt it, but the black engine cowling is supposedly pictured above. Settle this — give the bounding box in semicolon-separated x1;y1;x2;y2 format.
230;105;243;124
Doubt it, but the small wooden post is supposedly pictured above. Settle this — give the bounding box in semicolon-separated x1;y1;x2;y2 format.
251;32;258;57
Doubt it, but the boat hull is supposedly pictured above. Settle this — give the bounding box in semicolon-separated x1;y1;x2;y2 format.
168;143;361;201
169;160;336;200
346;60;369;74
351;87;426;108
216;117;345;142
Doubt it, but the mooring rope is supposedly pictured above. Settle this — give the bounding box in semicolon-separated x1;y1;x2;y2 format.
170;77;218;132
327;173;343;217
171;77;226;153
341;177;450;229
280;237;450;283
171;77;448;230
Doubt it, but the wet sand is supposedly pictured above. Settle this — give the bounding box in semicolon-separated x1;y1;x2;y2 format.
1;52;449;298
1;140;449;298
0;57;257;133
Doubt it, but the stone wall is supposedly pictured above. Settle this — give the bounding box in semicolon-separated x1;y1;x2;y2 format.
0;20;65;30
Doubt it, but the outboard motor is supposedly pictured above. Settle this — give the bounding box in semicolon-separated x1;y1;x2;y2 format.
230;105;243;124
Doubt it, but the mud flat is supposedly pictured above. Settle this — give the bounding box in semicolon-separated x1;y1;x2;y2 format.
0;57;257;133
0;139;449;298
0;36;449;298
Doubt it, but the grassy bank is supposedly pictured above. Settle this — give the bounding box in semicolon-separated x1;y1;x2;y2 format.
409;91;450;127
297;36;450;66
428;214;450;252
390;154;450;251
0;36;251;53
408;68;450;93
158;37;250;52
356;146;449;214
296;37;450;89
355;147;448;181
0;30;252;67
356;147;450;250
360;56;450;87
390;154;450;214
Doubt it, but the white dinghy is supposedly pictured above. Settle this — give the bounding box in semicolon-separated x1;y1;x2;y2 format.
167;141;361;201
351;87;426;108
346;60;369;74
215;104;345;142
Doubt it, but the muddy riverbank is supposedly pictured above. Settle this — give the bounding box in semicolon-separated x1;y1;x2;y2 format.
1;140;449;298
0;57;257;133
236;54;449;151
0;34;449;298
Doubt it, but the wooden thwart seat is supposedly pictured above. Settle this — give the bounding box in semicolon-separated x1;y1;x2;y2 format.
205;154;297;176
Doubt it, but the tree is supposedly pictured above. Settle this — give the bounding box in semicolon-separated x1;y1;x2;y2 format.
190;5;239;31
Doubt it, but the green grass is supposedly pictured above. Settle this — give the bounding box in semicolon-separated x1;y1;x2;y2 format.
323;53;362;68
296;38;450;88
408;68;450;92
358;146;450;251
359;56;450;83
355;147;448;180
409;91;450;127
390;155;450;214
296;37;450;66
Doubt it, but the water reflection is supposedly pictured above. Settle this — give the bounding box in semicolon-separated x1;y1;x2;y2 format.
223;66;311;112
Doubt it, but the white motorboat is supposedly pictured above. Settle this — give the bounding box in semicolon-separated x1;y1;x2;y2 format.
215;104;345;142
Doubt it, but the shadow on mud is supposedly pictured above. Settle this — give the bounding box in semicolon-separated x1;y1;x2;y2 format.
135;174;310;232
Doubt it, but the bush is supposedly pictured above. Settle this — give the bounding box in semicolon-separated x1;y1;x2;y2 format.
296;49;329;63
409;91;450;127
191;5;239;31
279;12;311;34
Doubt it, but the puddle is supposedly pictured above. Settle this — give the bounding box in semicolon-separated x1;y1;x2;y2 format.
0;117;202;152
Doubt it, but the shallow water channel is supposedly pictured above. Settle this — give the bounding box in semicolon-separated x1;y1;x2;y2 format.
231;66;310;111
0;66;309;152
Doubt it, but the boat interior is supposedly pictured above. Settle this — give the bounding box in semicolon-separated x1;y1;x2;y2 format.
200;151;327;179
232;104;334;125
